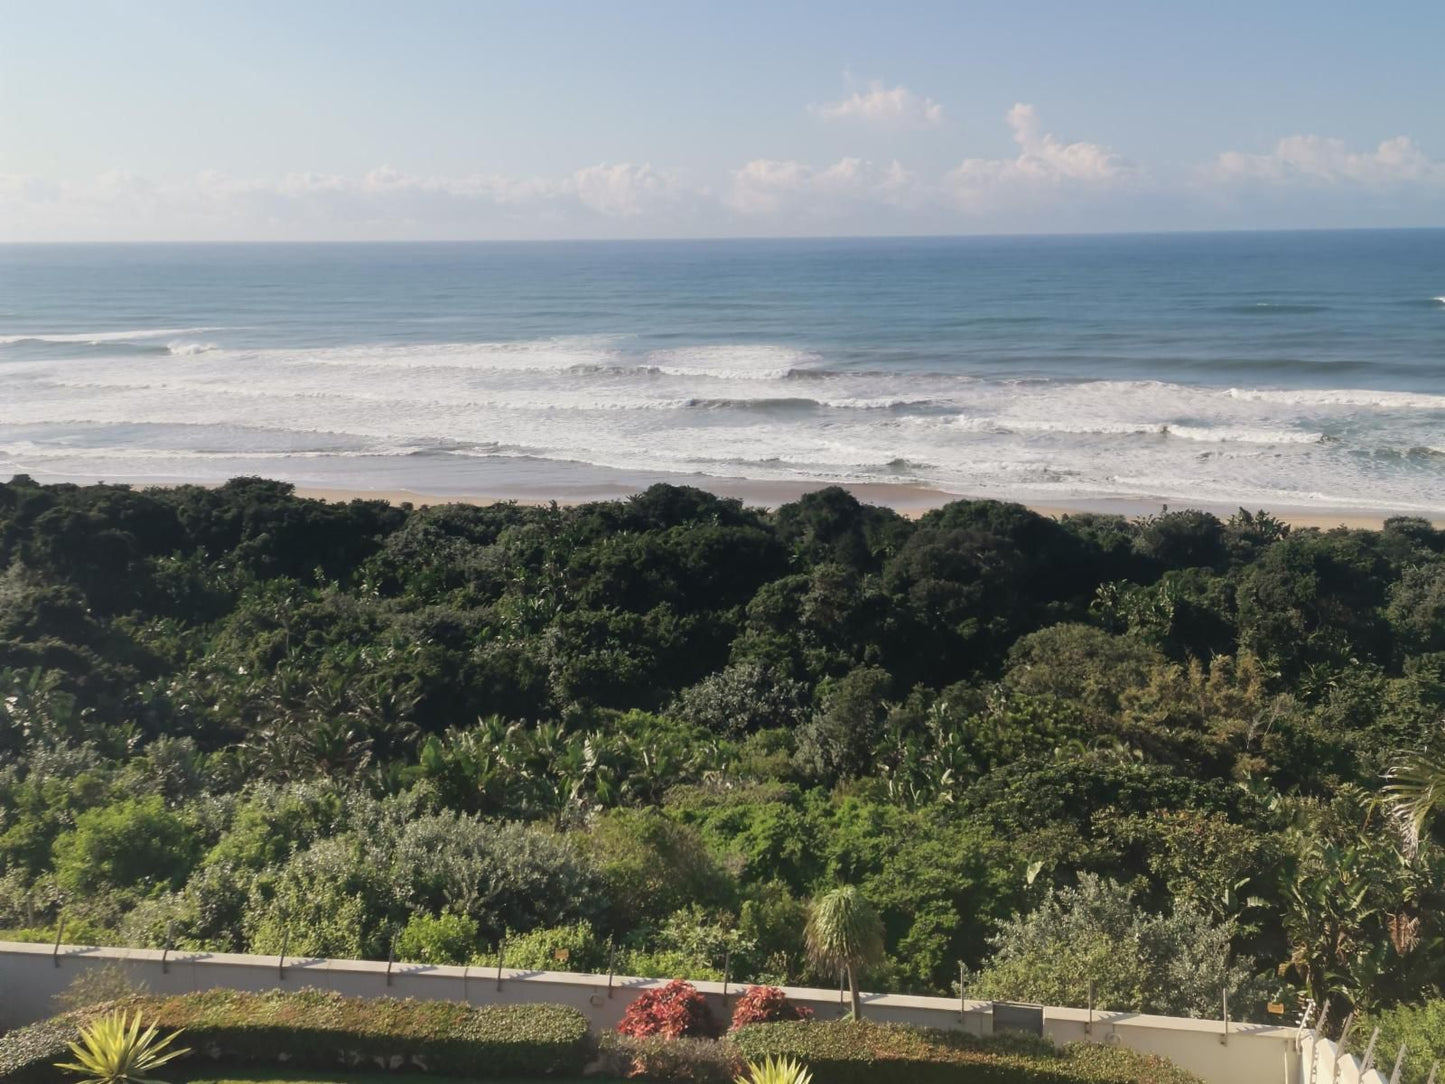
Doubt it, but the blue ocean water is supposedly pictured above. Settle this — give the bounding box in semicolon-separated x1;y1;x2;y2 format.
0;231;1442;512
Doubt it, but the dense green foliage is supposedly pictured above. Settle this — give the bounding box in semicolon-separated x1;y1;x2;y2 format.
1361;1000;1445;1084
2;476;1444;1022
0;991;591;1081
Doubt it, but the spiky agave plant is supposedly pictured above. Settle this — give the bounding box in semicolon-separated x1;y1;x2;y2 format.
55;1010;190;1084
736;1055;814;1084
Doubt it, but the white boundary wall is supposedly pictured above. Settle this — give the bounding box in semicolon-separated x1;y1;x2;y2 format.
0;940;1300;1084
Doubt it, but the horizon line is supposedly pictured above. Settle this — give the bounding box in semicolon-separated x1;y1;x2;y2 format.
4;224;1445;247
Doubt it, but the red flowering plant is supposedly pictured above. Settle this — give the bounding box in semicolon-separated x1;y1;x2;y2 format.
616;979;717;1039
728;985;814;1030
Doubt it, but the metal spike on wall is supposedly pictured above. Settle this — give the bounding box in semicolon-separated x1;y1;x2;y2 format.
1296;998;1317;1032
1362;1027;1381;1073
1337;1012;1358;1053
1388;1043;1407;1084
1334;1014;1358;1084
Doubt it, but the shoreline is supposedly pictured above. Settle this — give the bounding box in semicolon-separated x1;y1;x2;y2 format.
6;464;1435;529
286;481;1439;530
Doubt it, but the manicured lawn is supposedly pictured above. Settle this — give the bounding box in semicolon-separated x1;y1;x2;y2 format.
177;1075;605;1083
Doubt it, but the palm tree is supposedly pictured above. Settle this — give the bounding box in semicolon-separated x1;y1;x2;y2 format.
1385;729;1445;854
804;885;885;1020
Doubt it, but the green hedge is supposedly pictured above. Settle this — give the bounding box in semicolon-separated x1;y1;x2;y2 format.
0;989;592;1081
0;1015;83;1084
732;1020;1202;1084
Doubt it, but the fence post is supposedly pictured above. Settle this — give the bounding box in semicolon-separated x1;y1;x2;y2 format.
607;943;615;999
722;949;731;1008
495;937;506;992
959;962;966;1025
386;936;395;988
1220;989;1229;1045
1086;980;1096;1036
162;920;175;975
277;927;289;981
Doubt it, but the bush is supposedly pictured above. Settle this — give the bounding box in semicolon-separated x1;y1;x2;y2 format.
502;920;606;973
597;1032;743;1084
0;1014;82;1083
395;912;482;965
732;1020;1203;1084
730;986;814;1030
617;979;717;1039
966;874;1260;1018
0;989;592;1080
51;797;201;897
1362;1000;1445;1084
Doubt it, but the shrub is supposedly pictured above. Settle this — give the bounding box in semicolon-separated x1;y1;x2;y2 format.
53;1009;190;1083
729;986;813;1031
502;920;606;973
51;797;201;897
1362;1000;1445;1084
597;1032;743;1084
0;1014;83;1083
738;1055;814;1084
731;1020;1203;1084
966;873;1261;1018
53;962;149;1013
1;989;592;1080
395;912;481;966
617;979;717;1039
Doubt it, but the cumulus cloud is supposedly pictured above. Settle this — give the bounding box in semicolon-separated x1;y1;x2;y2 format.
569;163;684;216
727;157;915;216
810;81;944;127
1211;134;1445;187
946;103;1133;207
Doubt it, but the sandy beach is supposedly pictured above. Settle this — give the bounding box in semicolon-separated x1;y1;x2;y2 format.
287;479;1440;530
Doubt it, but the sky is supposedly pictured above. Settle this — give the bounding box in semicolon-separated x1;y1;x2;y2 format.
3;0;1445;241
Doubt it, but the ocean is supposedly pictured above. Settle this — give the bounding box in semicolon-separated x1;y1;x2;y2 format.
1;231;1442;514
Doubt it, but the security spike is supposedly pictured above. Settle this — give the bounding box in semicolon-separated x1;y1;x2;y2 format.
1388;1043;1407;1084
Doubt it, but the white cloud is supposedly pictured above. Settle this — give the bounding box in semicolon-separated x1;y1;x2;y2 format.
1211;134;1445;187
568;163;683;217
727;157;915;216
10;113;1441;241
946;103;1133;207
811;81;944;127
0;163;698;240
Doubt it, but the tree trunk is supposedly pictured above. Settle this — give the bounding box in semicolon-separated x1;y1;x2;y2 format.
847;962;862;1019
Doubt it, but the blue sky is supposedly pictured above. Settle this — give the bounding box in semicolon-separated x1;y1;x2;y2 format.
4;0;1445;240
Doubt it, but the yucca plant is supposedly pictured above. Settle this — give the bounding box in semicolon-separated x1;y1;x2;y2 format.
55;1010;190;1083
805;884;885;1019
736;1055;814;1084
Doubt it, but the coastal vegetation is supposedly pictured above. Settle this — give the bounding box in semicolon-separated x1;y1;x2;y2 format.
1;475;1444;1030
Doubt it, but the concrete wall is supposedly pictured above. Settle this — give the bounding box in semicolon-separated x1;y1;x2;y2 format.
0;940;1299;1084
